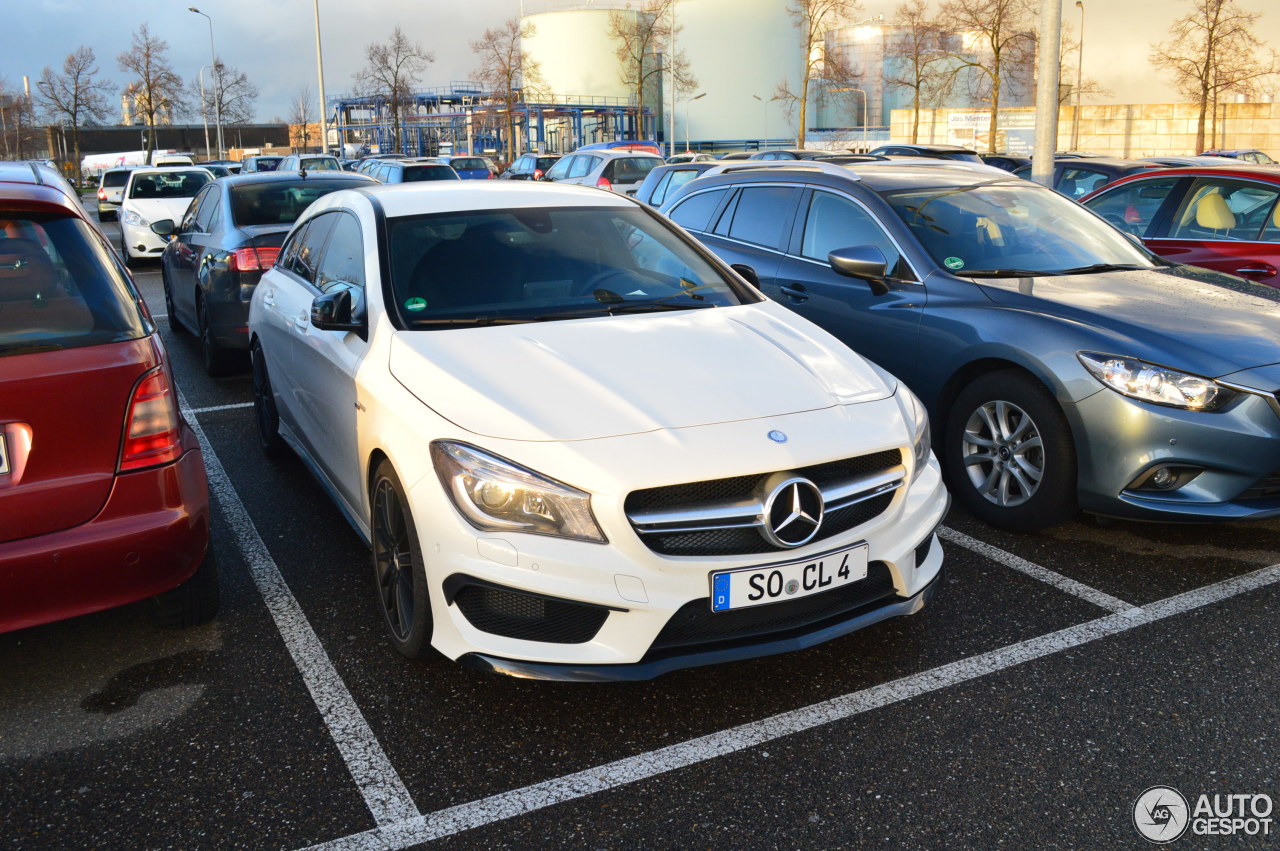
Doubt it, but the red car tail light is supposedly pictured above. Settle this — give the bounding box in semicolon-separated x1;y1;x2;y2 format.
119;368;182;472
533;168;543;180
228;246;280;272
596;176;612;191
97;188;106;200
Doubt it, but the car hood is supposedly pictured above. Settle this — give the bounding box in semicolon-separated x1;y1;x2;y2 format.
974;265;1280;377
125;197;195;223
388;301;894;442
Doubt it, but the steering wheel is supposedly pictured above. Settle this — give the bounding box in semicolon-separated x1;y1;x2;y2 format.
1102;212;1138;234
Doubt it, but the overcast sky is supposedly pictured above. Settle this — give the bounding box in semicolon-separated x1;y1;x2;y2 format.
8;0;1279;126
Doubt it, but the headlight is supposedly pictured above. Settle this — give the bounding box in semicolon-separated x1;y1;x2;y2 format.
120;209;149;228
901;387;932;482
1078;352;1236;411
430;441;606;543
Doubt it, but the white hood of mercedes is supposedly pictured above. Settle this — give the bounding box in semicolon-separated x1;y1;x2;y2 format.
388;301;896;442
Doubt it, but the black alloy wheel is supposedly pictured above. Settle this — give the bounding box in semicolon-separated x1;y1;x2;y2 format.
196;295;238;377
250;341;285;459
371;460;433;658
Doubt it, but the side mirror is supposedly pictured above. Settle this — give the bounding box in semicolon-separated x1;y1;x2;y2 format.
150;219;176;237
311;289;364;332
731;263;760;288
828;245;891;296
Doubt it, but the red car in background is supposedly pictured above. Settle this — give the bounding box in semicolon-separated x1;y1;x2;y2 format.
0;162;216;633
1081;165;1280;287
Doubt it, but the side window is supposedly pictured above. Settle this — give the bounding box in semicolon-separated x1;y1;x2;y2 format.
568;156;597;179
276;219;310;272
725;186;802;250
648;172;674;206
667;189;728;232
180;185;211;232
315;213;365;293
1058;167;1111;199
1169;179;1280;241
544;156;574;181
285;214;337;285
194;191;221;233
800;191;906;278
1082;178;1180;237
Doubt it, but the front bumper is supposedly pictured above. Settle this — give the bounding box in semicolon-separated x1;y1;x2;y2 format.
0;436;210;633
120;219;168;259
1072;383;1280;521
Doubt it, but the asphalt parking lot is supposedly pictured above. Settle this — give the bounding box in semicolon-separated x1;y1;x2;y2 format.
2;202;1278;850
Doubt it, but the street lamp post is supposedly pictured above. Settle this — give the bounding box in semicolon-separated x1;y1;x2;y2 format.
1073;0;1085;151
197;65;212;160
189;8;224;159
752;94;768;150
684;92;706;152
313;0;329;155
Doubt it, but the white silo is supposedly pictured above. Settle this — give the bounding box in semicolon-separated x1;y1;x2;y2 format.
673;0;798;149
521;4;636;100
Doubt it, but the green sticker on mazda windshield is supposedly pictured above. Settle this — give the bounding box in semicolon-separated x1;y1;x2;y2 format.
404;297;427;312
944;256;965;270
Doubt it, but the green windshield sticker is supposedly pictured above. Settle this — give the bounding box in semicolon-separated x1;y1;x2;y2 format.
404;297;427;312
944;256;965;270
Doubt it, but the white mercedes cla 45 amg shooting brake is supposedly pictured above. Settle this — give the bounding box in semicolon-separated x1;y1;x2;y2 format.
247;182;948;679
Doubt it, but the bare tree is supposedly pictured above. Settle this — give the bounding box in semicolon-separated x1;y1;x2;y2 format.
884;0;955;143
288;86;314;152
36;46;112;176
117;24;185;162
471;18;547;163
1151;0;1278;152
190;60;259;128
354;27;433;154
774;0;865;149
608;0;696;142
1056;31;1111;106
938;0;1036;153
0;78;38;161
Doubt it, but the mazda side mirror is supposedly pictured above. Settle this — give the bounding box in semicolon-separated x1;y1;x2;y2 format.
828;245;890;296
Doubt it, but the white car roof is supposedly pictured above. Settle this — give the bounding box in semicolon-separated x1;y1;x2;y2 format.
313;181;637;219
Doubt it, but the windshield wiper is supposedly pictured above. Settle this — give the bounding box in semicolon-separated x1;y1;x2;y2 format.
408;316;537;327
1055;263;1150;275
963;269;1062;278
0;342;65;355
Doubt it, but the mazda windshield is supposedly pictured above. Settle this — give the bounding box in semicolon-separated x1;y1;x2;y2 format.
882;181;1159;277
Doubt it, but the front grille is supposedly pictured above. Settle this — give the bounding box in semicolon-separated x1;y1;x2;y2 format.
453;583;609;644
626;450;902;557
642;492;895;556
649;561;897;653
1240;470;1280;501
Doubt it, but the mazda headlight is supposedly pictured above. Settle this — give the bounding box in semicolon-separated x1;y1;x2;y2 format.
120;209;149;228
901;387;932;482
1078;352;1236;410
430;441;606;543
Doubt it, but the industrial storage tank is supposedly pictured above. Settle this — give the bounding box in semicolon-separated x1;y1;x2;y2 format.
674;0;796;148
520;3;637;101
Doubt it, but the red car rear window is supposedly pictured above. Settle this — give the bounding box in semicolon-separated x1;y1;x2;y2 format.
0;214;147;355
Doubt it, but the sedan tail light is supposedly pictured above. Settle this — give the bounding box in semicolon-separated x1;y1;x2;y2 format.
596;176;613;191
228;246;281;272
119;368;182;472
97;188;106;200
533;168;543;180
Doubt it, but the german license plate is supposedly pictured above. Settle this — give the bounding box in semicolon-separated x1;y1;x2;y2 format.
710;543;869;612
0;432;8;476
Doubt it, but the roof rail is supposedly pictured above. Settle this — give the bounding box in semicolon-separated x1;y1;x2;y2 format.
27;162;45;186
702;160;862;180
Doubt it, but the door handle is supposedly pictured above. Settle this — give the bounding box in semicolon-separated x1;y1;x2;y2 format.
780;284;810;302
1235;265;1275;277
262;288;275;306
294;310;309;330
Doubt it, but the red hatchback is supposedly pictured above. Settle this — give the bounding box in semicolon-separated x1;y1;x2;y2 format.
1081;165;1280;287
0;162;216;633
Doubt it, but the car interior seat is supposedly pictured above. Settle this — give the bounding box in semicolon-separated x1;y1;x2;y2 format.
0;237;92;339
409;221;523;311
1195;191;1237;234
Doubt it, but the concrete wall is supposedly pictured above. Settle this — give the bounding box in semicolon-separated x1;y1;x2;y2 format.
890;102;1280;157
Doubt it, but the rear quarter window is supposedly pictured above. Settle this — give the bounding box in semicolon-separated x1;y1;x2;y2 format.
0;214;147;353
666;189;728;232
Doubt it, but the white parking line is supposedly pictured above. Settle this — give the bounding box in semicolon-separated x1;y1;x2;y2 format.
299;560;1280;851
938;526;1138;614
182;401;420;828
186;402;254;415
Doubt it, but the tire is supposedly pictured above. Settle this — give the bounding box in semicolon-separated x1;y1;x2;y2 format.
250;340;286;459
149;545;220;628
370;460;434;658
943;370;1077;532
197;295;239;377
161;266;184;334
119;233;134;268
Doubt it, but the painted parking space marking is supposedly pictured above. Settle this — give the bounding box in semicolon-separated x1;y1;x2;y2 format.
182;400;420;828
939;526;1138;614
186;402;255;415
297;559;1280;851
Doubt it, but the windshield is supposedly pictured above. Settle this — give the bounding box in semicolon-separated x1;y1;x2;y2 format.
448;158;486;170
387;206;751;327
231;179;361;227
882;181;1157;276
129;170;212;199
301;158;341;172
402;165;458;182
